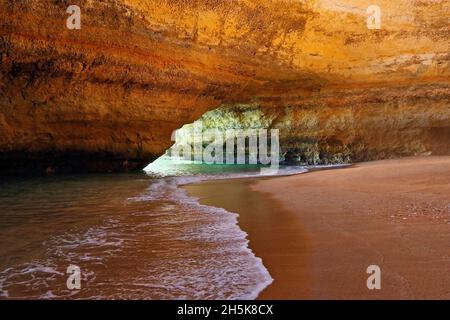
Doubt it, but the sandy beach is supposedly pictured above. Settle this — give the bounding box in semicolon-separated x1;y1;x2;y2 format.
185;156;450;299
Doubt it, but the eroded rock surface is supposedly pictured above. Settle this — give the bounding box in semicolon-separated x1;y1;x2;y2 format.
0;0;449;172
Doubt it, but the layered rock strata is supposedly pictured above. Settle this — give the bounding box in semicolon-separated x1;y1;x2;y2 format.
0;0;448;172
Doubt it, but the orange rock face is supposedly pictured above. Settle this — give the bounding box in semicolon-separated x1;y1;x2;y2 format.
0;0;449;172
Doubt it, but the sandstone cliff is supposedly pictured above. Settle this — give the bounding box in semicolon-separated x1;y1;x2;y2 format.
0;0;449;173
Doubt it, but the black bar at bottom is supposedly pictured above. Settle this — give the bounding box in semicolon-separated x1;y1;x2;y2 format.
0;300;447;319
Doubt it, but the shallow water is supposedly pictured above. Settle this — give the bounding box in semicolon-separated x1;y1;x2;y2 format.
0;157;313;299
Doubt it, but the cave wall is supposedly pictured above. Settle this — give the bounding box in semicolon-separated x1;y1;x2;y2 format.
0;0;449;173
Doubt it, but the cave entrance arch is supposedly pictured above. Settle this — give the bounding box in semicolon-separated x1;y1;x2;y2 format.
143;104;280;176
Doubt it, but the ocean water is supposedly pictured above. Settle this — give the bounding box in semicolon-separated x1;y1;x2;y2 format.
0;157;308;299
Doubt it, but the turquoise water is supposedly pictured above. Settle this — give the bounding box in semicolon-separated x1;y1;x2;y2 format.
144;157;277;177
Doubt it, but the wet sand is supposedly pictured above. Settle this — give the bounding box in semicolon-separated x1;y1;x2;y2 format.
185;156;450;299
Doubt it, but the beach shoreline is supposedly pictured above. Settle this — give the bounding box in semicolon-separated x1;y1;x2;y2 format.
184;156;450;299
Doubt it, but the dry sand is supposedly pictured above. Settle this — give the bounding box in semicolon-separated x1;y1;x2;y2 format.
185;156;450;299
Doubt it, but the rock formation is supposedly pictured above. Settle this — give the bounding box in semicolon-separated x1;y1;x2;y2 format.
0;0;449;173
